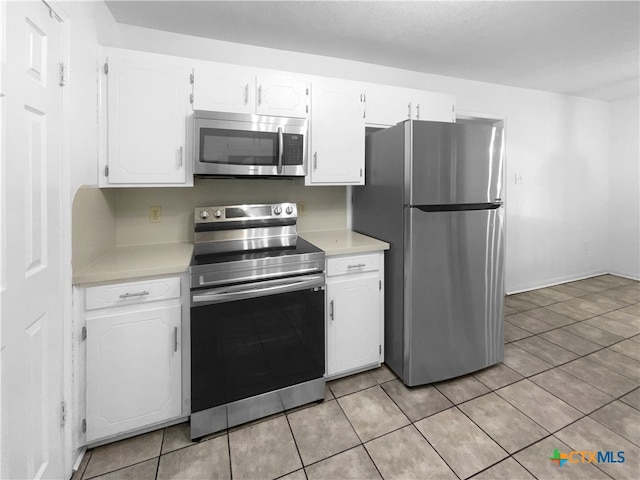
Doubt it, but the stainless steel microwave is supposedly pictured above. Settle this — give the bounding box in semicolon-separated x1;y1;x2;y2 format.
193;111;308;177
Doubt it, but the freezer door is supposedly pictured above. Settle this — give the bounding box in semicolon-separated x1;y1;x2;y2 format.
407;121;504;206
403;206;504;386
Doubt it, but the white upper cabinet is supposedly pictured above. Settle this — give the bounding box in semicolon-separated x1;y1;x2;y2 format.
193;65;309;118
307;80;365;185
192;64;254;114
101;48;192;187
364;84;456;126
256;74;309;118
409;88;456;123
364;84;413;127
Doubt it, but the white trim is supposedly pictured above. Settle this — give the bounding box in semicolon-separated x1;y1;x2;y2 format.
44;0;73;477
604;270;640;282
505;270;609;295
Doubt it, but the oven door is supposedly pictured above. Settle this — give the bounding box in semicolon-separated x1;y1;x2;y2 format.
193;112;307;177
190;273;325;414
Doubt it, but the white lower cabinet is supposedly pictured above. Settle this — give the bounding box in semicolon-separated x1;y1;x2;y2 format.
83;277;182;443
326;252;384;378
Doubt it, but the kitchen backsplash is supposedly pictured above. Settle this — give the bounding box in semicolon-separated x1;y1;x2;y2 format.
73;178;348;254
72;186;117;272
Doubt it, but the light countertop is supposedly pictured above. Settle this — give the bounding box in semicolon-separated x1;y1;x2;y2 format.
73;231;388;285
72;242;194;286
301;229;389;256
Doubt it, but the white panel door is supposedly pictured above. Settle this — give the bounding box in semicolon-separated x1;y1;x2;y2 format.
192;64;253;114
106;52;189;184
85;305;181;442
309;82;365;185
256;74;308;118
1;1;64;478
326;274;380;376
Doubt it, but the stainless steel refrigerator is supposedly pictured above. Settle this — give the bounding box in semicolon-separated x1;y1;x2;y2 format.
352;119;505;386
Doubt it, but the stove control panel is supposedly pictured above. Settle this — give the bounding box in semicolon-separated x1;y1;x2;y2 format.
194;203;298;223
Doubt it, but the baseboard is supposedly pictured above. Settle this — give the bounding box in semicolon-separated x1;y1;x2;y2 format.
72;447;87;476
606;270;640;282
506;270;608;295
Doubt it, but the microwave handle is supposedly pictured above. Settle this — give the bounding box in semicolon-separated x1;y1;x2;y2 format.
277;127;284;174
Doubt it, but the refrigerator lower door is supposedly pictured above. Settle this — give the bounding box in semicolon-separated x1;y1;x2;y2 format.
403;206;504;386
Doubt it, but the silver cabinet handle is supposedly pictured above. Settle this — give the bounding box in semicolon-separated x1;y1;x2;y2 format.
416;104;421;120
408;102;411;118
330;300;334;320
347;264;366;269
119;291;150;299
178;146;183;167
258;85;262;105
277;127;284;174
173;326;178;352
244;84;249;105
313;152;317;170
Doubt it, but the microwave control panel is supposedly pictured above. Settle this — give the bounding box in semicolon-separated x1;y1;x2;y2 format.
283;134;304;166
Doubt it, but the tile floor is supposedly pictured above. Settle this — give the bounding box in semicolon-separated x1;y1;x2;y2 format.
73;274;640;480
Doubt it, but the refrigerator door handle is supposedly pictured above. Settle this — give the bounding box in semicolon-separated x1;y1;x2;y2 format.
414;203;502;212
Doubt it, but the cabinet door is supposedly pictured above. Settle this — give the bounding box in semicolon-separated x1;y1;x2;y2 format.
256;74;309;118
106;53;189;184
365;85;412;127
85;305;181;442
410;89;456;123
193;64;253;114
309;82;365;185
326;273;380;376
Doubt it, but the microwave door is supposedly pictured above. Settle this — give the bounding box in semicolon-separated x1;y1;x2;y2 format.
193;112;308;177
197;127;280;176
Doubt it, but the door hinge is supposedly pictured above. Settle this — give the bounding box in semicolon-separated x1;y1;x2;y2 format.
81;326;87;341
306;105;309;114
360;168;363;178
379;280;382;290
190;72;194;84
104;165;109;177
82;419;87;433
103;62;108;75
190;93;194;104
379;344;382;356
59;63;66;87
305;87;309;96
60;401;67;427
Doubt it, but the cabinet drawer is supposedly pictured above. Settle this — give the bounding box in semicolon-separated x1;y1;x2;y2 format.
327;254;380;277
85;277;181;311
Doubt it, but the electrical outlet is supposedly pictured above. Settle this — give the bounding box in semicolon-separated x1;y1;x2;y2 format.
514;173;523;185
298;202;306;214
149;206;161;223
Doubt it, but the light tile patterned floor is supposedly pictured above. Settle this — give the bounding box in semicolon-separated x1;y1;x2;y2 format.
74;274;640;480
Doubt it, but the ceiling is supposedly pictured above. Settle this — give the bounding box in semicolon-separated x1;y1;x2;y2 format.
105;1;640;102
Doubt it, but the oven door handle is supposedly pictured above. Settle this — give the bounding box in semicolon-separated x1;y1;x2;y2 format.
192;274;325;305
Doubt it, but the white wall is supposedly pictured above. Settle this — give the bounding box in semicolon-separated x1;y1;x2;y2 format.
609;97;640;279
61;0;118;200
101;24;612;293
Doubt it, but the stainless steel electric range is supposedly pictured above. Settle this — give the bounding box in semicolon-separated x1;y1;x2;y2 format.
189;203;326;439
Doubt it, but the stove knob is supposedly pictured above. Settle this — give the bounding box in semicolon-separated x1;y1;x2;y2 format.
199;210;209;220
213;209;223;219
285;206;293;215
274;206;282;215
